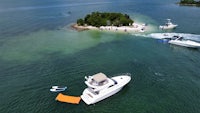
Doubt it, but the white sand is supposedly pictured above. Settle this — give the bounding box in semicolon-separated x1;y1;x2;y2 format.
73;23;147;33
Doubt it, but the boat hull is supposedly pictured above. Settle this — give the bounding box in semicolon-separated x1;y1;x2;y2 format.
81;86;122;105
159;25;177;30
50;88;66;92
81;75;131;105
169;40;200;48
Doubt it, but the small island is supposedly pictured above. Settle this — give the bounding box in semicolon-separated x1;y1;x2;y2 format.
179;0;200;6
72;12;147;33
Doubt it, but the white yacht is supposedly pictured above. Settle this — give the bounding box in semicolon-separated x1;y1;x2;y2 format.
81;73;131;105
168;37;200;48
159;19;178;30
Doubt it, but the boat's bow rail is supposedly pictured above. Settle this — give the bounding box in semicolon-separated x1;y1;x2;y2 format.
111;75;131;86
111;73;131;77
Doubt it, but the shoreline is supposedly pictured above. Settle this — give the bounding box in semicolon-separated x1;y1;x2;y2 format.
71;23;147;33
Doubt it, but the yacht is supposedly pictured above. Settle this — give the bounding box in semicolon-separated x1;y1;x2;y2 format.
168;36;200;48
159;19;178;30
81;73;131;105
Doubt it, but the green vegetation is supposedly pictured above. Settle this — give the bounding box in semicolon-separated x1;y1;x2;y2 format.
77;12;134;27
180;0;200;5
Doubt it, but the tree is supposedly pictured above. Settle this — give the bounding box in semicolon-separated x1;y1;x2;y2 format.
77;12;134;27
180;0;198;4
77;19;84;26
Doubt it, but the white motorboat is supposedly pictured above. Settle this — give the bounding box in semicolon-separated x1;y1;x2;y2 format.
52;86;67;89
159;19;178;30
50;86;67;92
168;37;200;48
81;72;131;105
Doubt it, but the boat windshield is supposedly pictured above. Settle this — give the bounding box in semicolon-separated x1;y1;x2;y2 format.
177;37;183;40
111;78;118;84
88;88;98;95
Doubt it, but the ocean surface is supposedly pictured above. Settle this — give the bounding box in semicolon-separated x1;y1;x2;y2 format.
0;0;200;113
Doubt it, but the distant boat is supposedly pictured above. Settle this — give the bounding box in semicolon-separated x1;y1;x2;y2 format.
50;86;67;92
168;36;200;48
159;19;178;30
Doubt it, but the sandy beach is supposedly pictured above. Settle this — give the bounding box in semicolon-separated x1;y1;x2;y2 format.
72;23;147;33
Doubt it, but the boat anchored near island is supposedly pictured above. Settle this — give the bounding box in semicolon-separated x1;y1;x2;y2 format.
159;19;178;30
81;72;131;105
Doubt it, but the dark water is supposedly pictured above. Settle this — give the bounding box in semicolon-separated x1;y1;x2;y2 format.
0;0;200;113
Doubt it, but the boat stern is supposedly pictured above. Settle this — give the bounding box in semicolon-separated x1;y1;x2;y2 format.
81;88;96;105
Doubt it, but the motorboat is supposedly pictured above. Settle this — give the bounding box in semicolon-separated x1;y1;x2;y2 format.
52;86;67;89
50;86;67;92
81;72;131;105
168;36;200;48
149;33;180;43
159;19;178;30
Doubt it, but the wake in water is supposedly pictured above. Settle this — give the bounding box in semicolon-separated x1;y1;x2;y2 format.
133;33;200;42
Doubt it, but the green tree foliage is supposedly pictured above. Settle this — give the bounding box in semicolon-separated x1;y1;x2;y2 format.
180;0;200;4
77;19;84;26
77;12;134;27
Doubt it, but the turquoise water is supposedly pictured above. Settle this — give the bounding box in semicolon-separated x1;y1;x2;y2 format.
1;0;200;113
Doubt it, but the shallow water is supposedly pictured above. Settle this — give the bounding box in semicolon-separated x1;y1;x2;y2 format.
0;0;200;113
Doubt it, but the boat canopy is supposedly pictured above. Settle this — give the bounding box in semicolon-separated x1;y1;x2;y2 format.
93;73;108;83
55;93;81;104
